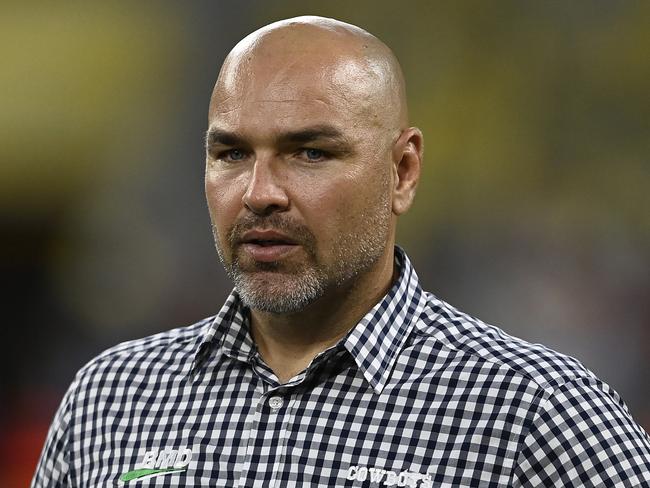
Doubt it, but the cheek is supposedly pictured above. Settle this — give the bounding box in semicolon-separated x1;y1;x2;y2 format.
312;168;391;235
205;169;245;231
295;176;368;239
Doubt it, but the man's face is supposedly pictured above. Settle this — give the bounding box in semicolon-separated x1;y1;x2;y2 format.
205;51;395;313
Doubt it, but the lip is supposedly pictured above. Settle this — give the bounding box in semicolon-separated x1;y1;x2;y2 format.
239;229;300;263
240;243;299;262
240;229;298;245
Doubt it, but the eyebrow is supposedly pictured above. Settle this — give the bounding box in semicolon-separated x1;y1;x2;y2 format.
205;125;350;148
205;129;246;148
277;125;347;145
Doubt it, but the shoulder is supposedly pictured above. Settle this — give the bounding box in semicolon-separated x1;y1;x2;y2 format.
410;294;650;484
31;316;217;487
413;292;604;396
72;315;215;388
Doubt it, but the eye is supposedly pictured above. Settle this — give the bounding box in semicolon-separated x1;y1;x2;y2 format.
302;148;326;161
221;149;247;162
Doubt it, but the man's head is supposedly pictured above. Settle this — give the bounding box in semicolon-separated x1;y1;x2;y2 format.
205;16;422;313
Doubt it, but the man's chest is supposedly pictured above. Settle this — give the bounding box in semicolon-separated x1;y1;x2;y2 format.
68;366;535;487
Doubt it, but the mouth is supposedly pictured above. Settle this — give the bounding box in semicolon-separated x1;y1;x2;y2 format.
240;230;298;245
245;239;293;247
238;230;300;262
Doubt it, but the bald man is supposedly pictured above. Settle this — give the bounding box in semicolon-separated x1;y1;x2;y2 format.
33;17;650;488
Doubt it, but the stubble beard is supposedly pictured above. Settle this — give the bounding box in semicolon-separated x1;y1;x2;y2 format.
213;218;321;313
213;177;392;314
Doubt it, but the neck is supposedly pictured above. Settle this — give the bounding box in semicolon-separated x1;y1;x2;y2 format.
249;245;397;384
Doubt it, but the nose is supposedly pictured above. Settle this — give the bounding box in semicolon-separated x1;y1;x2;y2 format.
242;157;289;215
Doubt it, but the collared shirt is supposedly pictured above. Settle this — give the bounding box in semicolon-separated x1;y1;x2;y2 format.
33;248;650;487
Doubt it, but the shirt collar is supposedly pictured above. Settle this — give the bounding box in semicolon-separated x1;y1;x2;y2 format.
341;246;426;393
188;290;252;377
190;246;427;394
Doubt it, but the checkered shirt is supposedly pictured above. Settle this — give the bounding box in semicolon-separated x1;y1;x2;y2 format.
33;247;650;487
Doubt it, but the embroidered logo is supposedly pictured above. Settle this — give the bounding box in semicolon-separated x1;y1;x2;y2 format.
118;447;193;483
346;465;433;487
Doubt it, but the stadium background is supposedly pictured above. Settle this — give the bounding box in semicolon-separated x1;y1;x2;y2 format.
1;1;648;485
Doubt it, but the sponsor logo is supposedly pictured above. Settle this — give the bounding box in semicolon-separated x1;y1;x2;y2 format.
346;465;433;487
118;447;193;483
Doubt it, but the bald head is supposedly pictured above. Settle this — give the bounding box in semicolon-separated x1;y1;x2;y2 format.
209;16;409;132
205;17;423;314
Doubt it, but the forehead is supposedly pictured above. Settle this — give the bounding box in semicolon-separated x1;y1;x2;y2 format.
208;50;381;135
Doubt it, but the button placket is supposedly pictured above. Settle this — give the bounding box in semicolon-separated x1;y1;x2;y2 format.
269;395;297;488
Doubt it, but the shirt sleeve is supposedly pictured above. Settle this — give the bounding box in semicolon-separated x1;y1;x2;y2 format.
511;378;650;487
31;379;77;488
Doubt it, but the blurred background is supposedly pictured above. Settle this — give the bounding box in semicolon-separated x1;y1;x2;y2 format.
1;1;648;485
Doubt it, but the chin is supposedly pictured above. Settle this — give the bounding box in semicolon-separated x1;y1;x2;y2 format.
236;273;325;314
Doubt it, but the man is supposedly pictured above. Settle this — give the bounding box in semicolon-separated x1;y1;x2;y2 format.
33;16;650;488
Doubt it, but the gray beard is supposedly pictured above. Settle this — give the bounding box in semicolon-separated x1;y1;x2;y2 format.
212;180;392;314
222;249;328;314
214;216;389;314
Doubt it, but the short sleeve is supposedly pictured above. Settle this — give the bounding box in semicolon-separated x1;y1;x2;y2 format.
31;379;77;488
511;378;650;487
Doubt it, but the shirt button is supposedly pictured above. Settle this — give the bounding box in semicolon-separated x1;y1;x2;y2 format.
268;396;284;410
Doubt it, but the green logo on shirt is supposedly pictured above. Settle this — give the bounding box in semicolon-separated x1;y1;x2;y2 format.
119;467;186;482
118;447;192;483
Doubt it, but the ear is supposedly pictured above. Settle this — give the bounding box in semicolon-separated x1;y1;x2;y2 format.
391;127;423;215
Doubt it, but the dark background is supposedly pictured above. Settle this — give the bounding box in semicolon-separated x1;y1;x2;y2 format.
2;2;648;485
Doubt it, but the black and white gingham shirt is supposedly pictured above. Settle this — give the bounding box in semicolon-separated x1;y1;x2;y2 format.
33;248;650;487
